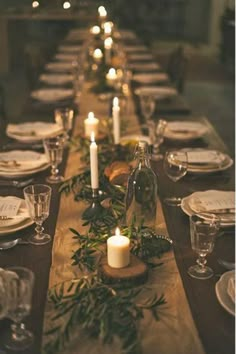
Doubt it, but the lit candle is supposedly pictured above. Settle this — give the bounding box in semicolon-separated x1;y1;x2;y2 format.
32;0;39;8
90;25;101;36
106;68;117;87
107;228;130;268
98;6;107;20
84;112;99;138
93;48;103;64
90;132;99;189
112;97;120;144
104;37;113;65
104;22;112;36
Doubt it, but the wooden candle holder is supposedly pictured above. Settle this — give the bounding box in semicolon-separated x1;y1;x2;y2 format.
99;254;148;288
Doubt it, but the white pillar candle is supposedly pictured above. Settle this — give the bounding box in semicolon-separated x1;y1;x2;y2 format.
112;97;120;144
93;48;103;64
106;68;117;87
90;132;99;189
104;37;113;65
84;112;99;138
107;228;130;268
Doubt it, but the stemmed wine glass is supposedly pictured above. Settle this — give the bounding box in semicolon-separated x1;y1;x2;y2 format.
188;214;220;279
43;135;65;184
4;266;34;351
54;107;74;142
23;184;52;245
148;119;167;161
139;94;156;128
163;150;188;206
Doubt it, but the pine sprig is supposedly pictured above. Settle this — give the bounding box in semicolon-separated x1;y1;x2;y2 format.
44;273;166;354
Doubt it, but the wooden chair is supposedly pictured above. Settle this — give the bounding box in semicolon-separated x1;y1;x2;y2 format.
167;45;188;93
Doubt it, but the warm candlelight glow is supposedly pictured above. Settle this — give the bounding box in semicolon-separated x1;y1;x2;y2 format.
88;112;95;120
104;37;113;49
98;6;107;18
84;112;99;138
113;97;119;107
90;25;101;35
104;22;112;35
32;1;39;8
93;48;103;60
106;68;117;79
89;135;99;189
90;131;95;142
112;97;120;144
63;1;71;9
107;228;130;268
115;227;120;236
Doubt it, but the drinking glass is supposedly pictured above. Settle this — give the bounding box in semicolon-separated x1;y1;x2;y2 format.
23;184;52;245
148;119;167;161
140;94;156;128
54;107;74;141
163;150;188;206
43;135;64;184
4;266;34;351
188;214;220;279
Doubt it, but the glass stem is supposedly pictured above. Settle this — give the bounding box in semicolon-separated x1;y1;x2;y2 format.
35;222;44;239
11;322;26;342
196;255;207;271
51;164;58;178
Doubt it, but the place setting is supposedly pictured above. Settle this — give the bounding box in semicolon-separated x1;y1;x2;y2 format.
132;72;170;85
163;120;209;141
39;73;74;86
44;61;76;72
128;62;162;72
30;88;74;104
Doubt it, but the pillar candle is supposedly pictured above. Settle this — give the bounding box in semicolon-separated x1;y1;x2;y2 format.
106;68;117;87
112;97;120;144
107;228;130;268
90;132;99;189
84;112;99;138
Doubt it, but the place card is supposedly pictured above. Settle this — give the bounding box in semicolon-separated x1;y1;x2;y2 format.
0;198;21;217
176;150;224;164
190;191;235;212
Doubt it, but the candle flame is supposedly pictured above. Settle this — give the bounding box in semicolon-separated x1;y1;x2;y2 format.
104;37;113;49
113;97;119;107
98;6;107;17
63;1;71;9
88;112;95;120
115;227;120;236
90;132;95;142
93;48;103;58
90;26;100;35
32;1;39;8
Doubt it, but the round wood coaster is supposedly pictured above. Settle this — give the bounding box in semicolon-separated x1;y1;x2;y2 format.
99;254;148;287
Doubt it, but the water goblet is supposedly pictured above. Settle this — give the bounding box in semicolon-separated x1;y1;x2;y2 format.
188;213;220;279
163;150;188;206
139;94;156;128
148;119;167;161
23;184;52;245
43;135;64;184
54;107;74;141
4;266;34;351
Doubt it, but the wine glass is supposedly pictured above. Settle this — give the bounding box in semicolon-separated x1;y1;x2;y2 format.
4;266;34;351
188;214;220;279
139;94;156;128
23;184;52;245
148;119;167;161
43;135;64;184
163;150;188;206
54;107;74;141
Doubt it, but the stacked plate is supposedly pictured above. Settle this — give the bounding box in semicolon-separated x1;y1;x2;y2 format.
124;45;148;53
128;62;161;71
7;122;62;142
58;45;82;53
176;148;233;174
216;270;235;316
164;121;208;141
0;150;50;178
132;73;169;84
54;53;78;62
31;89;74;103
45;62;74;72
135;86;178;99
39;73;74;86
0;196;33;236
181;190;235;227
128;53;154;61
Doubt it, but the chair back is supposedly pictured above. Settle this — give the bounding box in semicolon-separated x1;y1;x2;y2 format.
167;45;188;93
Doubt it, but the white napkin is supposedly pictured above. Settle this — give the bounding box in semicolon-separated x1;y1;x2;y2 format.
0;197;30;227
189;190;235;213
176;150;225;165
31;89;73;102
0;150;48;172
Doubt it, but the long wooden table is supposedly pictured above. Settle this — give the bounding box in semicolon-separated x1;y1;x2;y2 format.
0;30;235;354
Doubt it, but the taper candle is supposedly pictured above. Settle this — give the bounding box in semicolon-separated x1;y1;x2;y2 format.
90;132;99;189
112;97;120;144
107;227;130;268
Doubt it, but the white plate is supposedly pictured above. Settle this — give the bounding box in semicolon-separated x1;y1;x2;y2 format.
39;74;74;85
0;197;29;228
58;45;82;53
45;62;74;72
215;270;235;316
0;163;50;179
0;150;48;172
31;89;73;102
181;191;235;227
164;121;208;141
128;62;161;71
179;149;233;174
124;45;148;53
128;54;154;61
120;134;151;145
0;217;33;236
7;122;62;142
135;86;178;99
54;53;78;62
132;73;169;84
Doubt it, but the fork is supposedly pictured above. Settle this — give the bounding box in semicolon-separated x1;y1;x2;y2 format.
0;178;34;188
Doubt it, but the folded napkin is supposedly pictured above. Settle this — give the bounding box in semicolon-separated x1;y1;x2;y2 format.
0;197;30;227
0;150;48;172
227;273;235;303
133;73;169;84
176;150;226;165
31;89;73;102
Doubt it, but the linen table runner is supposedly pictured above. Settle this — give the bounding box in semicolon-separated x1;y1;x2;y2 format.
43;82;205;354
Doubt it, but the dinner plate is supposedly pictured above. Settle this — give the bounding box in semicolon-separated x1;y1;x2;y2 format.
128;53;154;61
120;134;151;145
58;45;82;53
0;197;29;228
215;270;235;316
181;191;235;227
164;121;208;141
31;89;73;102
132;73;169;84
45;62;74;72
124;45;148;53
0;217;33;236
128;62;161;71
39;74;74;85
117;30;137;39
178;149;233;174
135;86;178;99
7;122;62;142
54;53;78;62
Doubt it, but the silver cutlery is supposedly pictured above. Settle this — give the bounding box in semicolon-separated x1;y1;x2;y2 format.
0;238;29;250
0;178;34;188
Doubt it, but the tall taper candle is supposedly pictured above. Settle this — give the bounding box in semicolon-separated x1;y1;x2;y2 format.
90;132;99;189
112;97;120;144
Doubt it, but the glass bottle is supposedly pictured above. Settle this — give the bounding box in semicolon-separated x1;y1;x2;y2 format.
125;141;158;230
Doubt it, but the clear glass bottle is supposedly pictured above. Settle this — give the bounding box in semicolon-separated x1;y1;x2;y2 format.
125;141;158;230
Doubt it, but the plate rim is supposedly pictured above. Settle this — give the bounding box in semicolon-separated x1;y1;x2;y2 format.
215;270;235;316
